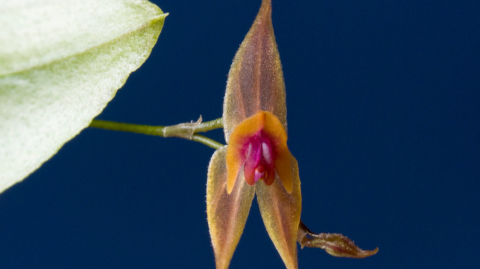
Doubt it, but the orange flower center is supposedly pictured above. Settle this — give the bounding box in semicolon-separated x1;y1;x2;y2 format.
226;111;294;194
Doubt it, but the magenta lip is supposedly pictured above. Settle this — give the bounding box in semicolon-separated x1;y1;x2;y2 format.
243;131;275;186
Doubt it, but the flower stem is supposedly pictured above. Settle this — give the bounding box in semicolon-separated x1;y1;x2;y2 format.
89;117;224;149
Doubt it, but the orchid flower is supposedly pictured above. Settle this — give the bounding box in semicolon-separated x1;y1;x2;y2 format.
206;1;378;268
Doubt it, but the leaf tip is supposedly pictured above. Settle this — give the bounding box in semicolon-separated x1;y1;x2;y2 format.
149;13;168;24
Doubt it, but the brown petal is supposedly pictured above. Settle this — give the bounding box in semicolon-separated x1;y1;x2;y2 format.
297;221;379;258
256;154;302;269
207;146;256;269
223;0;287;142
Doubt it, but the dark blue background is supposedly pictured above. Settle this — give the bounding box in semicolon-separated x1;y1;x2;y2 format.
1;0;479;268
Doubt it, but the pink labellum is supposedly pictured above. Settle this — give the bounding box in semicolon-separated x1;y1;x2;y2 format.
243;131;275;186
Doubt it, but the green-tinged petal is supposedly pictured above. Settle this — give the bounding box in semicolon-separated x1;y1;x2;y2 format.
207;146;255;269
0;0;166;193
223;0;287;142
256;154;302;269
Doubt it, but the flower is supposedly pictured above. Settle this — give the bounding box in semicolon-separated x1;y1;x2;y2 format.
206;1;377;268
206;1;300;268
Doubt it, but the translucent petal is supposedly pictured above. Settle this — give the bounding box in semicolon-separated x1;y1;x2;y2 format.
273;146;294;193
226;112;265;193
263;110;293;193
256;154;302;269
207;146;255;269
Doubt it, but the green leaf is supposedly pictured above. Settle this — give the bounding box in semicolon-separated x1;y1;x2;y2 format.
0;0;167;193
